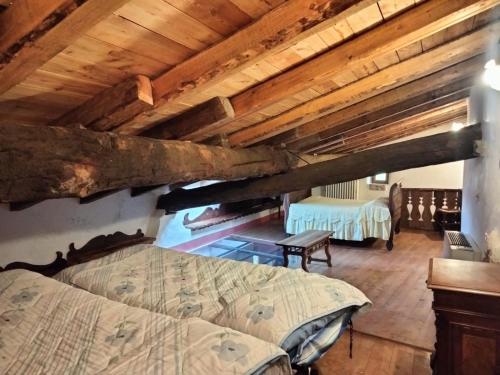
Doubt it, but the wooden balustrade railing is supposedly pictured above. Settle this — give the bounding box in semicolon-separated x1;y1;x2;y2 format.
401;188;462;231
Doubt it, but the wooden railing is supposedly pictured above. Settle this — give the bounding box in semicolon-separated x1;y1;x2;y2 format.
401;188;462;231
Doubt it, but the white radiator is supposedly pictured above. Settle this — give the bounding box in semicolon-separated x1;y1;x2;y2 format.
443;230;483;261
322;180;359;200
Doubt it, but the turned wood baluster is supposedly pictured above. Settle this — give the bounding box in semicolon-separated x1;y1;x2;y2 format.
407;192;413;221
430;191;437;222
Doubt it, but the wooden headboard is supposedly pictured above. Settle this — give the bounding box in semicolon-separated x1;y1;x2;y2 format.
0;229;155;277
388;183;403;223
282;189;312;230
66;229;155;266
386;183;403;250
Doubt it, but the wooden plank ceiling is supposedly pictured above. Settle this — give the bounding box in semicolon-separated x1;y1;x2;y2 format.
0;0;498;155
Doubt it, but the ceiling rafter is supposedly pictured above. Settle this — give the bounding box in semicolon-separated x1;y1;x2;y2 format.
0;0;133;95
266;55;484;152
302;87;470;154
226;22;497;146
62;0;375;135
228;0;497;120
322;100;468;154
140;97;234;140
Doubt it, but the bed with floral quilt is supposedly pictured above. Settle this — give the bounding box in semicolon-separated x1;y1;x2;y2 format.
55;243;371;367
0;269;291;374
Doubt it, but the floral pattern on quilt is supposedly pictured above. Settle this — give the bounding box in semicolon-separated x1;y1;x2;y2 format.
55;245;371;365
0;269;290;375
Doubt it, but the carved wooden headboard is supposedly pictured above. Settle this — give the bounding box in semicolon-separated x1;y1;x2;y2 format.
0;229;155;277
386;183;403;250
388;183;403;224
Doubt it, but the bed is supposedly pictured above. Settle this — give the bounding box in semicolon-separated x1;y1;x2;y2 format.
284;183;402;250
0;269;290;374
1;230;371;374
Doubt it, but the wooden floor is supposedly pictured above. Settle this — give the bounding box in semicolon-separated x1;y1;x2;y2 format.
237;219;441;373
316;331;431;375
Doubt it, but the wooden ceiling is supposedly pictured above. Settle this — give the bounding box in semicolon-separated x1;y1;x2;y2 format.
0;0;498;155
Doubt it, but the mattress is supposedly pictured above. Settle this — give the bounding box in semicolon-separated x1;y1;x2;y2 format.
0;269;290;375
56;245;371;365
286;196;391;241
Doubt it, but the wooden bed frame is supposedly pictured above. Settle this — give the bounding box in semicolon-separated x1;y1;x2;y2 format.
283;183;402;251
0;229;155;277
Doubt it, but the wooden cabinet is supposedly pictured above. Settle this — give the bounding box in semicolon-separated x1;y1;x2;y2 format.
427;258;500;374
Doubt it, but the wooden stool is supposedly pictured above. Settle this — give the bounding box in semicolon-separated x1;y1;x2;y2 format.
276;230;332;272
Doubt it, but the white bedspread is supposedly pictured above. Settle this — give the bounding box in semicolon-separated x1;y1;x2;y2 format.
286;196;391;241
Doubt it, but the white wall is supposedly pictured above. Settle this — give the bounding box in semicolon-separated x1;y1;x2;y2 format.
0;187;168;267
358;160;464;201
462;86;500;259
314;123;465;201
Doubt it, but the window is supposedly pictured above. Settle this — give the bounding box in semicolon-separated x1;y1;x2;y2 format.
367;173;389;184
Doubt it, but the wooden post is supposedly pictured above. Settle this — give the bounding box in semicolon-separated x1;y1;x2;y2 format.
157;124;481;211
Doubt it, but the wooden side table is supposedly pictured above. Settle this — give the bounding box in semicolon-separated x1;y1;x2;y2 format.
276;230;332;272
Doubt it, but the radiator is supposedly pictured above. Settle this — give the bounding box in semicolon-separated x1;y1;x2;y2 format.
322;180;359;200
443;230;482;261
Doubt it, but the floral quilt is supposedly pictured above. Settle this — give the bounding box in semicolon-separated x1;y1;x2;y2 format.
56;244;371;365
0;269;290;374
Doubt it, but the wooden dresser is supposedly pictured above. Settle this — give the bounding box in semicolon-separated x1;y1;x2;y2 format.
427;258;500;375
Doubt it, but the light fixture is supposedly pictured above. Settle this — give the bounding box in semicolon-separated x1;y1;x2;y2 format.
451;122;465;132
482;59;500;91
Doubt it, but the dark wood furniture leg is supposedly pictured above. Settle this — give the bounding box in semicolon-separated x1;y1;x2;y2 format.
325;240;332;267
301;251;309;272
282;246;289;268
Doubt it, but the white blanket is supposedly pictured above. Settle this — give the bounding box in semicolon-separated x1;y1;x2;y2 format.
286;196;391;241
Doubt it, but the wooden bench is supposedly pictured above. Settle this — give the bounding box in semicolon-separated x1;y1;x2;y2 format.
276;230;332;272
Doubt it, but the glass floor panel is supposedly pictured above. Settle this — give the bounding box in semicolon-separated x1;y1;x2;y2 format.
190;235;301;268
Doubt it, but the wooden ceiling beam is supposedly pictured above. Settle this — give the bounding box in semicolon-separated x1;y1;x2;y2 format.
230;0;497;120
140;97;234;140
0;0;132;95
334;115;468;154
324;100;468;154
0;124;293;203
157;124;481;211
51;75;153;131
227;23;497;146
0;0;70;56
266;55;483;150
110;0;375;135
303;88;470;153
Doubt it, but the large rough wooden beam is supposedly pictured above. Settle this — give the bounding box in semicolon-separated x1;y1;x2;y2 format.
229;0;498;120
0;124;293;203
227;23;497;146
51;75;153;131
0;0;132;95
157;124;481;211
140;97;234;140
266;55;482;150
111;0;374;134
